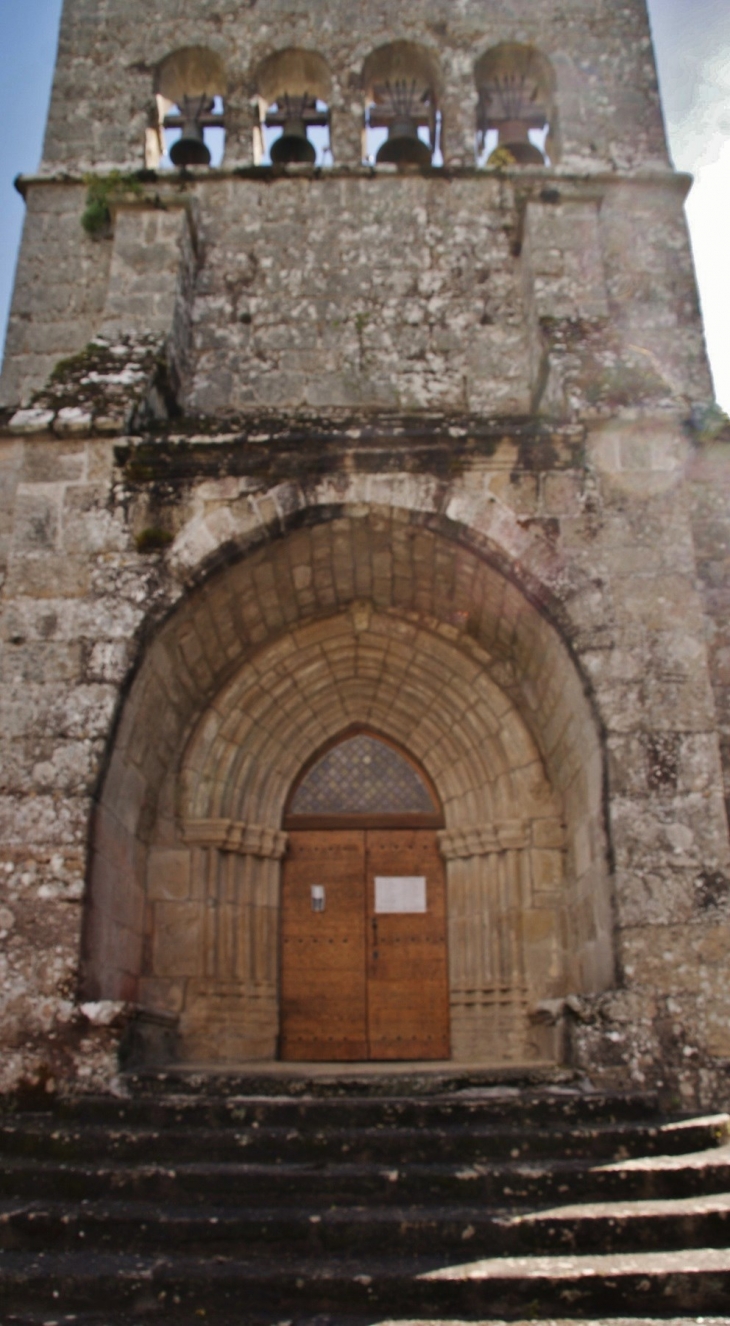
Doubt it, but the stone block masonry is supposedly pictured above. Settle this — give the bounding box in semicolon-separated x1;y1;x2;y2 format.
1;0;729;1106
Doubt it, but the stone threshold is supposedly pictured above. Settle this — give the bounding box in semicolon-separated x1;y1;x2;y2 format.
122;1059;587;1096
119;1055;590;1097
159;1058;561;1077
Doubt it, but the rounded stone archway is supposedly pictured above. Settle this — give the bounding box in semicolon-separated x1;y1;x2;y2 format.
84;509;613;1066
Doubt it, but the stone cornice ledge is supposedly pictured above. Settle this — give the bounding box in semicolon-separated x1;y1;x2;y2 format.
14;164;692;201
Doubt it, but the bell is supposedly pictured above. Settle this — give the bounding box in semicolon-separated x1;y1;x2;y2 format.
371;79;434;168
376;115;432;167
270;115;316;165
487;120;544;167
169;95;212;167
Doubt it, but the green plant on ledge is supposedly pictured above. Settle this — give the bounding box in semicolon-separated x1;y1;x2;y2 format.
81;171;144;237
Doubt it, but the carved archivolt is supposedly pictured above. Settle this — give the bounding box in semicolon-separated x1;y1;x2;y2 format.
184;819;288;860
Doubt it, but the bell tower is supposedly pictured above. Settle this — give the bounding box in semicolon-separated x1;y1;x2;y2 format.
1;0;729;1106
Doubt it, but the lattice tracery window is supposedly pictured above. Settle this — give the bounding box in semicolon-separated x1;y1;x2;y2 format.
289;734;437;816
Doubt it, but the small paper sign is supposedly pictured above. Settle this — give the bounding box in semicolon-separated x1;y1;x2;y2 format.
375;876;427;914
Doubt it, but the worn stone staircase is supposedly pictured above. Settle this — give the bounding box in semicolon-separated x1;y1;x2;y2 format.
2;1070;730;1325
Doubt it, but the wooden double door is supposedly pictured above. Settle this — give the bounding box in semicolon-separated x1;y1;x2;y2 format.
280;829;450;1061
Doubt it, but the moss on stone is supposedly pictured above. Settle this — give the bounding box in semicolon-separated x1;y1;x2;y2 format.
135;527;174;553
81;172;144;238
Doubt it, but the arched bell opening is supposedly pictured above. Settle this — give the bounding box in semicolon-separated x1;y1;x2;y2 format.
474;43;558;168
148;46;227;170
253;48;333;167
361;41;442;168
281;728;449;1062
83;511;614;1070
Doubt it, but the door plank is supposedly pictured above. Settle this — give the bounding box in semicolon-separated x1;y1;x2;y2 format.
365;829;450;1061
280;830;367;1060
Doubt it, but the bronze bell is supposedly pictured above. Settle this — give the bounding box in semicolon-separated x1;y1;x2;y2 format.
169;94;212;167
266;94;318;165
270;114;316;165
487;119;545;167
373;79;433;168
479;74;547;167
376;115;432;168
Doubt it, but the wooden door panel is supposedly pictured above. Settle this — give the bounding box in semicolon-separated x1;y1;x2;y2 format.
365;829;450;1061
280;830;367;1060
367;981;450;1060
367;942;447;981
280;827;450;1062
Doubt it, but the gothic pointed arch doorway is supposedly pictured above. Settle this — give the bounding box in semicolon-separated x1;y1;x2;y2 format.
281;729;450;1061
86;510;616;1070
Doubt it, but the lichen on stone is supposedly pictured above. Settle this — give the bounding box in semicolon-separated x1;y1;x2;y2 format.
27;332;168;436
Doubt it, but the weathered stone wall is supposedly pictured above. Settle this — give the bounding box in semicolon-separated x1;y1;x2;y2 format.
0;187;112;413
689;434;730;836
0;0;729;1104
188;174;530;417
0;172;711;417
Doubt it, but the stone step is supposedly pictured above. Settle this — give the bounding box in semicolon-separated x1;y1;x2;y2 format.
6;1319;730;1326
1;1114;724;1166
123;1067;593;1100
2;1191;730;1258
46;1086;664;1130
4;1245;730;1319
6;1318;730;1326
3;1145;730;1208
3;1090;729;1322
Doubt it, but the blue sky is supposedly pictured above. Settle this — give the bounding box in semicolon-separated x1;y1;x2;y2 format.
0;0;728;410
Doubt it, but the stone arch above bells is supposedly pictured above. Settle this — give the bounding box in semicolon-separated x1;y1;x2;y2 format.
150;45;228;169
474;41;559;167
252;47;333;166
155;46;228;106
361;40;442;167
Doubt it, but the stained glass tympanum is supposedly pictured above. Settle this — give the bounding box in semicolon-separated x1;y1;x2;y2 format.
289;734;436;817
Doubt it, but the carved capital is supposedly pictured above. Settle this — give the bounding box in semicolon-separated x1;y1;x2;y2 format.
439;818;565;860
184;819;288;860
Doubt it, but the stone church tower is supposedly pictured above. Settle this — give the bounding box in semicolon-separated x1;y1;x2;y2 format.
1;0;729;1106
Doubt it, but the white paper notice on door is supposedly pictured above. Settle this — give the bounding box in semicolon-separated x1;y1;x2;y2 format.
375;876;427;914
